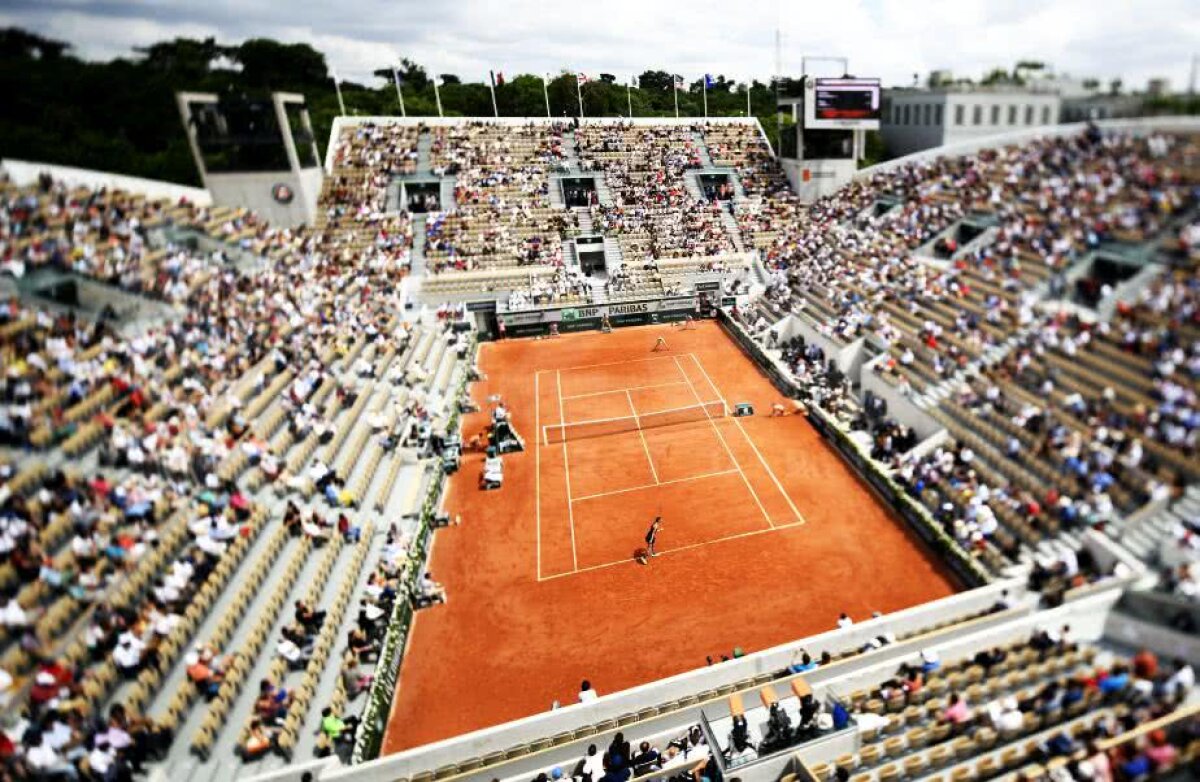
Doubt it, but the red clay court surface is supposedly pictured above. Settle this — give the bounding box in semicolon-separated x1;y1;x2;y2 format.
382;321;957;753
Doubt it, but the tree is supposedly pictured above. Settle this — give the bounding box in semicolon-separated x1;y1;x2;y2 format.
135;38;223;78
0;27;70;60
982;67;1017;86
599;73;616;84
1109;78;1123;95
232;39;328;88
638;70;674;92
439;73;461;85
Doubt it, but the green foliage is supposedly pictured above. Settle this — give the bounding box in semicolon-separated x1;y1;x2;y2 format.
0;26;782;187
860;130;885;169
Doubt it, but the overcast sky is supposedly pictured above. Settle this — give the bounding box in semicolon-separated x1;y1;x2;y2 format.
1;0;1197;90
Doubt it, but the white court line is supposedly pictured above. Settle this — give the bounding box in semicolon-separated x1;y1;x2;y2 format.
538;518;807;581
537;353;683;375
690;353;806;525
673;356;774;530
563;380;689;401
534;370;542;580
556;370;579;571
571;468;737;503
626;389;660;485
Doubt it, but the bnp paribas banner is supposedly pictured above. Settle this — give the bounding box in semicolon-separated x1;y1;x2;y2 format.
502;296;698;326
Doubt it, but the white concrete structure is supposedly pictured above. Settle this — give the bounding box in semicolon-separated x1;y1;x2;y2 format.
880;87;1062;157
177;91;323;227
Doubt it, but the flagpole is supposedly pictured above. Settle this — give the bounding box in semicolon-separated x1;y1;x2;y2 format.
391;66;406;117
576;74;584;118
488;71;499;118
703;76;708;119
433;74;444;117
746;81;751;117
673;76;679;118
542;74;551;118
627;79;633;118
331;70;346;116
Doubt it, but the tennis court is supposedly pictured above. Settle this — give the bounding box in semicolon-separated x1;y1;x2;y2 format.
535;351;804;579
383;320;958;753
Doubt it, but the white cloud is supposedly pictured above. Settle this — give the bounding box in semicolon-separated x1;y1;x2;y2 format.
3;0;1197;91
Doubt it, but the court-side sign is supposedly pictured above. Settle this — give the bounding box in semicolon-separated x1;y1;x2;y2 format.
501;296;698;326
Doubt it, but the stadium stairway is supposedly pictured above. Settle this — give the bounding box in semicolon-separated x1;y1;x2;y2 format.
416;131;433;175
602;235;624;271
1116;484;1200;562
563;240;579;270
562;130;582;172
589;277;609;304
691;130;715;168
595;177;614;206
720;205;746;253
438;179;457;211
548;177;565;209
410;215;429;276
577;210;595;233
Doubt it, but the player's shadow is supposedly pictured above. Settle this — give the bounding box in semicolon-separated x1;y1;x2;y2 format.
634;546;649;565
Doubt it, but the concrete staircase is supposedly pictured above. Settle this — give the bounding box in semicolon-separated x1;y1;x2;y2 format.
602;236;624;270
684;175;704;201
410;215;428;276
562;130;582;172
563;240;579;270
691;131;715;167
589;278;609;304
577;210;595;234
416;131;433;175
719;205;745;253
438;179;456;211
1118;485;1200;562
549;178;565;209
594;176;614;206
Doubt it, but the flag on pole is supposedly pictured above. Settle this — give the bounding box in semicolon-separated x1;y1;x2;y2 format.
673;74;685;89
704;74;717;89
702;73;713;118
672;73;682;118
487;71;499;117
542;73;551;118
433;73;444;117
576;73;590;86
496;71;505;86
575;72;586;117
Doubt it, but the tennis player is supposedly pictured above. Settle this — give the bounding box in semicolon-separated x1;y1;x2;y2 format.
645;517;663;558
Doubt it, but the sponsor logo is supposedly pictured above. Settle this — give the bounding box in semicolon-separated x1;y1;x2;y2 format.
271;183;295;204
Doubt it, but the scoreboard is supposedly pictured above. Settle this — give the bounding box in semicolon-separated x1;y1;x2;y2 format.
804;77;881;130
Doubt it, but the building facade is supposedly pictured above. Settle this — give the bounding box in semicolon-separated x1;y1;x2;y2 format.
880;88;1062;157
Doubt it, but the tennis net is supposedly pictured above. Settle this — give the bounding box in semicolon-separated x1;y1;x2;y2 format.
543;400;727;445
